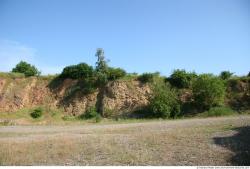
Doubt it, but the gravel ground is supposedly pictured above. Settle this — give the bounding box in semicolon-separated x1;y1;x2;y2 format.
0;115;249;165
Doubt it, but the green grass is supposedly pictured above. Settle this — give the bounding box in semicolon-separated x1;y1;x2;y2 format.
197;106;236;117
0;72;25;79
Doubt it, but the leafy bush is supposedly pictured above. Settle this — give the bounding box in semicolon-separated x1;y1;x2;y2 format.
30;108;43;118
167;69;197;88
80;107;99;119
138;72;159;83
192;74;226;111
219;71;234;80
202;106;235;117
60;63;94;79
95;114;102;123
95;72;108;87
107;67;126;80
149;81;181;119
12;61;40;77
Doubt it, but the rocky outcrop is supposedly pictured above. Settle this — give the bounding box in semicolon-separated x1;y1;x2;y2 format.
101;80;151;117
0;76;152;117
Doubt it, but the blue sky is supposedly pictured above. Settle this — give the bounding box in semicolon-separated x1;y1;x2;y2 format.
0;0;249;76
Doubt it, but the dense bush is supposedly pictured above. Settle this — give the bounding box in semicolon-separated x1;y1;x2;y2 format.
138;72;159;83
12;61;40;77
80;107;98;119
192;74;226;111
167;69;197;88
202;106;235;117
107;67;126;80
219;71;234;80
149;81;181;119
30;108;43;118
60;63;94;79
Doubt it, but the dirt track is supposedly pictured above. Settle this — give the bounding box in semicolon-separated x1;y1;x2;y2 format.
0;115;250;165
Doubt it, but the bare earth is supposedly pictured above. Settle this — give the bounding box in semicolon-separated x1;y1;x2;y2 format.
0;115;250;166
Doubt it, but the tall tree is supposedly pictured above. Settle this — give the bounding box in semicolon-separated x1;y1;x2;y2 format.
95;48;108;73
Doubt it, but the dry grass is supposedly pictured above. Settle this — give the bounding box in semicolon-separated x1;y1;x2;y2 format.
0;115;250;165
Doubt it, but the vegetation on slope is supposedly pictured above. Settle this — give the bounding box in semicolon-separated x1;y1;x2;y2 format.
1;48;250;122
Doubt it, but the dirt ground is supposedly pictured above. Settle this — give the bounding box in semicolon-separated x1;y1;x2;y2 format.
0;115;250;166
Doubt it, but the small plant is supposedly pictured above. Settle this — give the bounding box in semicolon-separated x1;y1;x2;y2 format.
80;107;99;119
138;72;159;83
62;115;76;121
95;114;102;123
30;108;43;118
202;106;235;117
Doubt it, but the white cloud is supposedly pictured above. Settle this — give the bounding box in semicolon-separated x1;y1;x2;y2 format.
0;39;63;75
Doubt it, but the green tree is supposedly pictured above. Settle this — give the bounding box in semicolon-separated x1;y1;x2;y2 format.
107;67;126;80
95;48;108;73
60;63;94;79
12;61;40;77
219;71;234;80
167;69;197;88
149;79;180;119
192;74;226;111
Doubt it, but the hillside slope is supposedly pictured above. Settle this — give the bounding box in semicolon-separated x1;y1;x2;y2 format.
0;75;151;117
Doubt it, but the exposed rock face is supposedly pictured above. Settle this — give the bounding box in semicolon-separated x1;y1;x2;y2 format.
102;80;151;117
0;77;55;112
0;76;152;117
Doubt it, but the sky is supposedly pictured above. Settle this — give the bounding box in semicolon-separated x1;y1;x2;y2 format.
0;0;249;76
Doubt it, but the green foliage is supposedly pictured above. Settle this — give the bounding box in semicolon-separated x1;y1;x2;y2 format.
0;72;25;79
95;48;108;73
220;71;234;80
95;114;102;123
149;80;181;119
192;74;226;111
30;107;43;119
107;67;126;80
95;72;108;87
248;72;250;77
201;106;235;117
12;61;40;77
138;72;159;83
167;69;197;88
80;107;99;119
60;63;94;79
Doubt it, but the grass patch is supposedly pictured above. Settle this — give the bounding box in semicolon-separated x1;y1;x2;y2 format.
198;106;236;117
0;72;25;79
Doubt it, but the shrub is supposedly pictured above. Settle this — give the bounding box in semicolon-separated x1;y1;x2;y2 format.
80;107;99;119
95;114;102;123
192;74;226;111
138;72;159;83
12;61;40;77
167;69;197;88
202;106;235;117
30;108;43;118
60;63;94;79
107;67;126;80
219;71;234;80
149;81;181;119
95;72;108;87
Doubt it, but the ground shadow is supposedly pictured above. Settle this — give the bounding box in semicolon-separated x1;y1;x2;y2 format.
213;126;250;165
